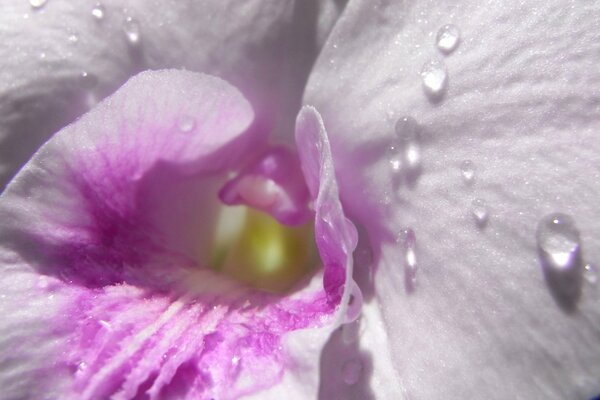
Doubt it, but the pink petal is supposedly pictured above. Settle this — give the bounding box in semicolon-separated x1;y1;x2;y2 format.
0;71;356;399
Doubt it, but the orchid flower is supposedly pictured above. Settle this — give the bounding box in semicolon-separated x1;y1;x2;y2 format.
1;1;600;400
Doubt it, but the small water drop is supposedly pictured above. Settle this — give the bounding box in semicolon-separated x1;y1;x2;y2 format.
398;228;418;293
29;0;47;10
436;24;461;54
421;59;448;102
583;264;597;285
68;34;79;44
389;116;422;185
470;198;489;228
460;160;475;184
39;52;46;60
536;213;583;311
124;16;141;45
341;359;363;385
80;71;98;89
92;3;105;20
177;115;196;133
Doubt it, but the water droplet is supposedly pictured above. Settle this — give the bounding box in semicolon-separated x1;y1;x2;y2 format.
436;24;461;54
80;71;98;89
421;59;448;102
124;16;141;45
92;3;105;20
537;213;580;272
177;115;196;133
98;320;112;330
341;359;363;385
68;34;79;44
344;281;363;323
77;361;87;372
460;160;475;184
583;264;597;285
39;52;46;60
470;198;489;228
389;117;422;185
536;213;583;311
398;228;418;293
29;0;47;10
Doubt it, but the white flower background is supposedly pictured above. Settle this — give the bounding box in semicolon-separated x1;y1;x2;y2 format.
0;0;599;399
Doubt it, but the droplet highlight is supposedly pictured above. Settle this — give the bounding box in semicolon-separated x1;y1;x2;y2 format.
398;228;418;293
92;3;105;20
124;16;141;45
436;24;461;54
536;213;583;312
389;116;422;186
29;0;47;10
460;160;475;184
583;264;597;285
177;115;196;133
421;59;448;102
341;359;363;385
470;198;489;228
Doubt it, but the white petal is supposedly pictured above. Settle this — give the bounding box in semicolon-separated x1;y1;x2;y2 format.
305;0;600;398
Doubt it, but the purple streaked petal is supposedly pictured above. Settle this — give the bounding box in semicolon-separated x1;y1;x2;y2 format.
218;146;312;226
0;72;355;399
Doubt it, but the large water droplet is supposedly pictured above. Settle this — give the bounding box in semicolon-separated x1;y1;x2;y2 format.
177;115;196;133
421;59;448;102
29;0;47;10
124;16;141;45
92;3;105;20
471;198;489;228
536;213;583;312
341;359;363;385
460;160;475;185
436;24;461;54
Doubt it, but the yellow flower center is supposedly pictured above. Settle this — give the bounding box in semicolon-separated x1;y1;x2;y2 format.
210;206;317;294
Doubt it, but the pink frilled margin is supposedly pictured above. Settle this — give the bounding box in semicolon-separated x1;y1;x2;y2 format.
0;70;358;400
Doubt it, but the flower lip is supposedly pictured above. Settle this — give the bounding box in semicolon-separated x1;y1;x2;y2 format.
0;70;359;399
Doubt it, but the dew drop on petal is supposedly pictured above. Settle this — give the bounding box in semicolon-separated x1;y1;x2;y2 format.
29;0;47;10
80;71;98;89
395;117;422;178
398;228;418;293
341;359;363;385
583;264;597;285
421;59;448;102
341;318;361;344
68;34;79;44
92;3;105;20
470;198;489;228
537;213;581;272
124;16;141;45
460;160;475;184
436;24;461;54
177;115;196;133
536;213;583;310
389;117;422;185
